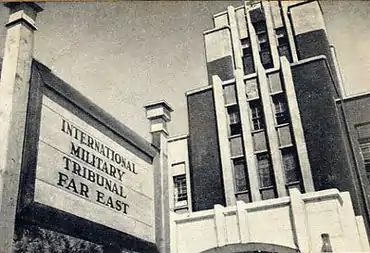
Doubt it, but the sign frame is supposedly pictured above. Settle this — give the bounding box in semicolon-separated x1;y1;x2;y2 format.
17;60;158;252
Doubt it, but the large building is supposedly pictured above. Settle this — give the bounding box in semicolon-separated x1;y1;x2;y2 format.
163;1;370;252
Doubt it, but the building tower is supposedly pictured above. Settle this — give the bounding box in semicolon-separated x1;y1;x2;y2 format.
166;1;370;252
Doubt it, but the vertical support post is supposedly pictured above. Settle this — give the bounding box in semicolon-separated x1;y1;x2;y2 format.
257;64;286;197
212;75;236;207
236;200;250;243
289;187;310;253
281;56;314;192
261;1;280;69
234;69;260;202
0;3;42;253
145;101;173;253
214;204;226;247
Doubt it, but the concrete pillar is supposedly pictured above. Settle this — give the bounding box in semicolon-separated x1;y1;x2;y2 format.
236;200;250;243
145;101;173;253
234;69;260;202
289;187;309;253
212;75;236;207
280;1;299;62
257;64;286;197
227;6;243;70
280;57;314;192
214;204;226;247
0;2;42;253
261;1;280;69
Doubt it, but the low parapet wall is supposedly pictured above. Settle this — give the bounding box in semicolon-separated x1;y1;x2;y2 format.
170;188;370;253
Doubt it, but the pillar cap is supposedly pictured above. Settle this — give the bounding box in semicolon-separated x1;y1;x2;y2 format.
4;2;43;13
144;100;173;112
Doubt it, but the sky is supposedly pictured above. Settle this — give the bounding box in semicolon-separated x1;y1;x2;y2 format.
0;1;369;142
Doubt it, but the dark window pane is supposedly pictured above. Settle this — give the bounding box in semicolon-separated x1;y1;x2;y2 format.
360;143;370;181
261;188;275;200
273;95;290;125
234;159;248;192
250;101;265;130
278;45;292;62
260;50;273;69
366;163;370;182
236;192;251;203
242;55;254;75
228;106;242;136
230;123;242;136
257;153;274;188
282;149;300;183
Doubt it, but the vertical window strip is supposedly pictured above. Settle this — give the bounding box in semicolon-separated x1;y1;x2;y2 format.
360;143;370;181
250;101;265;131
282;148;300;184
233;159;248;192
257;153;274;188
174;175;187;207
273;95;290;125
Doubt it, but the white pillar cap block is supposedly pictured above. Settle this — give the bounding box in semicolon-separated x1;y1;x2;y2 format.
4;2;43;30
144;100;173;122
144;100;173;135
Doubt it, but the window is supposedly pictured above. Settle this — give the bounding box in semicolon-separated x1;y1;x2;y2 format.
273;95;289;125
276;27;292;62
253;20;273;69
241;37;254;75
233;158;248;192
228;106;242;136
245;78;259;99
173;175;187;208
230;136;243;157
257;153;274;188
257;153;276;200
223;84;237;105
250;101;265;131
360;143;370;181
282;148;300;184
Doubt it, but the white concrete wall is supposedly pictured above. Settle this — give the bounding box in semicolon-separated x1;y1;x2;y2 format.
170;189;370;253
204;27;233;64
168;136;192;212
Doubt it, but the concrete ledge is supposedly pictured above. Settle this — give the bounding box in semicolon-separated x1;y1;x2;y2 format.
185;85;212;96
203;25;230;36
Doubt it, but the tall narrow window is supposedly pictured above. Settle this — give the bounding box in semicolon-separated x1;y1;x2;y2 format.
233;158;248;192
282;148;300;184
228;105;242;136
360;143;370;181
257;154;273;188
223;84;237;105
273;95;289;125
276;27;292;62
241;37;254;75
257;153;276;200
253;20;273;69
250;101;265;131
173;175;187;208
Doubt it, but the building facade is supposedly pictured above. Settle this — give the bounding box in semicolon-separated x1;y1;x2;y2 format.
165;1;370;252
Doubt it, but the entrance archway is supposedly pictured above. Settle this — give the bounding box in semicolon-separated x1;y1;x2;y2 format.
200;242;300;253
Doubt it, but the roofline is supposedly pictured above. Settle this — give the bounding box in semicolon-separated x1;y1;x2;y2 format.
144;100;174;112
186;85;212;96
168;134;189;143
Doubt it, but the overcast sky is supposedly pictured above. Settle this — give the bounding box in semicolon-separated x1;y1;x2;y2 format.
0;1;369;142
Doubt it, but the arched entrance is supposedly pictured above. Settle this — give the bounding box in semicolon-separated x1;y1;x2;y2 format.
200;242;300;253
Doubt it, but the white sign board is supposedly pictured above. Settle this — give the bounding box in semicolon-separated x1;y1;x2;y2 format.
34;95;154;242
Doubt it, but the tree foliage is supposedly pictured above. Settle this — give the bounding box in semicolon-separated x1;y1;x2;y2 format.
13;224;103;253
